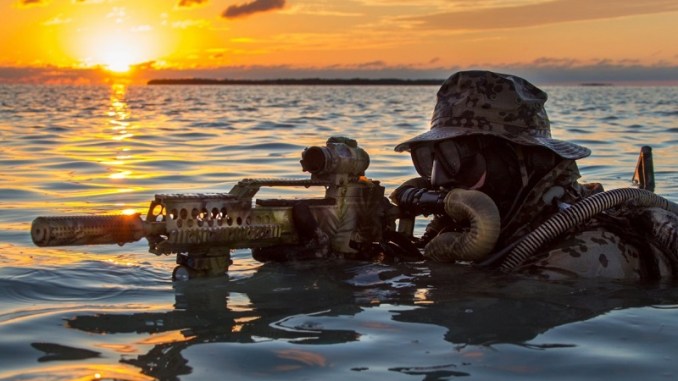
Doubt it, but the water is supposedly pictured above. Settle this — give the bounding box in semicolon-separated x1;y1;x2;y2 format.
0;83;677;380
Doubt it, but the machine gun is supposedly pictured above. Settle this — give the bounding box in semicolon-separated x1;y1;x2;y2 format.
31;137;420;280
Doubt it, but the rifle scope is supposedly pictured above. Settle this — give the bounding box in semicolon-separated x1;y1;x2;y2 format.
300;137;370;178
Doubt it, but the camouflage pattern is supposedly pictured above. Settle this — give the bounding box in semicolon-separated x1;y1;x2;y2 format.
497;159;595;245
519;230;645;280
635;207;678;259
493;161;676;280
517;208;676;281
394;70;590;160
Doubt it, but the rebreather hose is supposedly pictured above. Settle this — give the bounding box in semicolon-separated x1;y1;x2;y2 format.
499;188;678;272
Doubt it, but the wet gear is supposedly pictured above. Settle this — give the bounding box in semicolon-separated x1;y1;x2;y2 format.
393;71;678;280
411;135;526;217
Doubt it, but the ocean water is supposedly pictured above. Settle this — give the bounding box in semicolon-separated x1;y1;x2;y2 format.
0;83;677;380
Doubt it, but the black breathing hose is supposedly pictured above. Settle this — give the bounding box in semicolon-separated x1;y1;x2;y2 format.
499;188;678;272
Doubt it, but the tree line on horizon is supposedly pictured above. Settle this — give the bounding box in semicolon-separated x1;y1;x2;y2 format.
147;78;445;85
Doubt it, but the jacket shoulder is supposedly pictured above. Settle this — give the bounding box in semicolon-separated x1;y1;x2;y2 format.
518;224;673;280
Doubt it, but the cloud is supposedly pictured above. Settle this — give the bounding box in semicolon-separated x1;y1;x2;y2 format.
177;0;208;7
146;60;678;86
132;25;153;32
2;60;677;85
18;0;48;7
128;60;678;85
171;19;210;29
106;7;126;23
529;57;580;68
283;3;362;17
0;66;107;85
222;0;285;19
405;0;678;30
354;61;388;69
43;15;72;26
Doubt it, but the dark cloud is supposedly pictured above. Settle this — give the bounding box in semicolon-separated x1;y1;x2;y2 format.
478;60;678;85
405;0;678;30
0;66;106;85
19;0;47;6
178;0;208;7
222;0;285;19
355;61;387;69
530;57;580;68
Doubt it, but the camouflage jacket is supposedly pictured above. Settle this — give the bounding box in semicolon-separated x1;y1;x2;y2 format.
504;161;677;280
421;160;678;281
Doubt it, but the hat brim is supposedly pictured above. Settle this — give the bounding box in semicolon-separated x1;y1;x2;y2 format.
394;126;590;160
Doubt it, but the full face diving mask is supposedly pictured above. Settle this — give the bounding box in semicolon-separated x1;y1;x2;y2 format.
410;136;489;189
411;136;526;218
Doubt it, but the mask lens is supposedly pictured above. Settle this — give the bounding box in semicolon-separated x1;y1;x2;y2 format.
411;144;434;177
435;140;463;176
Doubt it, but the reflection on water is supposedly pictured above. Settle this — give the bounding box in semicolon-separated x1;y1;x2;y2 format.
64;261;678;380
0;83;677;380
0;363;155;381
108;83;134;180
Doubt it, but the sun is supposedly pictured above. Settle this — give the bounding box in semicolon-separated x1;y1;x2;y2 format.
103;56;133;73
104;56;132;73
97;37;140;73
107;64;131;73
73;26;160;74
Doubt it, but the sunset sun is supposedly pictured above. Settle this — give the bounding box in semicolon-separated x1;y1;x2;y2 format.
103;53;133;73
89;33;148;73
68;19;164;75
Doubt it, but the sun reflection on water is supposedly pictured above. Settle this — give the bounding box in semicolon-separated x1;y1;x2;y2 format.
107;83;135;181
0;363;155;381
32;82;152;214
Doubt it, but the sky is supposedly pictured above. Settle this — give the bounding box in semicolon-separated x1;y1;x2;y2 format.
0;0;677;84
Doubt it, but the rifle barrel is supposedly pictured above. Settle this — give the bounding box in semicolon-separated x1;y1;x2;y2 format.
31;214;145;247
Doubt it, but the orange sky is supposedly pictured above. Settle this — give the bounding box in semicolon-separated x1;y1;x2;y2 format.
1;0;677;84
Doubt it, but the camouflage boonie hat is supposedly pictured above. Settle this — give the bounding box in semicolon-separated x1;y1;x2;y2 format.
394;70;591;160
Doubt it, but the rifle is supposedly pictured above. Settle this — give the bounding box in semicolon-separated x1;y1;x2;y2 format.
31;137;421;280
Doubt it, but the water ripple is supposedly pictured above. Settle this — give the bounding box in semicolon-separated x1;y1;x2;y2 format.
0;83;677;379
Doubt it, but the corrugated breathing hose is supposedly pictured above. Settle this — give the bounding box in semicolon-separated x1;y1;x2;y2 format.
499;188;678;272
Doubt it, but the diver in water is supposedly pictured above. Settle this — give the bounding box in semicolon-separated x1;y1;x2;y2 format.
392;70;678;280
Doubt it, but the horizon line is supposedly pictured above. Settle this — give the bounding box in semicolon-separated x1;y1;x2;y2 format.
1;64;677;86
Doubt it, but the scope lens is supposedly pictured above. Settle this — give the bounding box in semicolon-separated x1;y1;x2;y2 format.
300;147;327;173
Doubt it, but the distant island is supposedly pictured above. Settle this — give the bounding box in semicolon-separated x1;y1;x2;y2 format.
147;78;444;86
579;82;614;86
